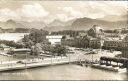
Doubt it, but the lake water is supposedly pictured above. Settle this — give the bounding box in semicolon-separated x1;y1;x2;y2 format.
0;55;128;80
0;33;29;42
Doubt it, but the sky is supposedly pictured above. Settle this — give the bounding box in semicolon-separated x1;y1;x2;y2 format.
0;1;127;23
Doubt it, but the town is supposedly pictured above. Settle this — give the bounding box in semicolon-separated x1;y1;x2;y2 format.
0;25;128;73
0;0;127;80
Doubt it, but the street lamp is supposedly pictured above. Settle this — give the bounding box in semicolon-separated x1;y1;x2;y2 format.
25;53;28;69
51;53;53;65
92;53;93;63
51;56;53;65
69;53;70;63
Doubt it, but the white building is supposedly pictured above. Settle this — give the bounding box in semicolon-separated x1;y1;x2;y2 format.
46;35;63;45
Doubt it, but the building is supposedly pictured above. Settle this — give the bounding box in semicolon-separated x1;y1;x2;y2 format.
121;41;128;58
103;33;126;50
122;35;128;58
7;48;31;55
46;35;64;45
89;38;102;49
88;25;103;38
103;40;122;50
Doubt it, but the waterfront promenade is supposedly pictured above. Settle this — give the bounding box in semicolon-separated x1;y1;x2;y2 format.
0;47;122;72
0;55;79;72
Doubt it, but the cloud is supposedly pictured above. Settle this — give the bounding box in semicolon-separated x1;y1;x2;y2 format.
57;14;73;22
0;1;127;22
63;7;83;18
81;1;127;16
0;3;49;22
0;8;20;21
106;1;128;10
59;1;127;20
21;3;49;18
43;15;56;24
56;7;84;21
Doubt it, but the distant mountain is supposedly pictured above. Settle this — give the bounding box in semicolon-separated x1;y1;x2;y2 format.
0;19;46;29
71;17;128;30
47;19;65;27
44;16;127;31
17;21;46;29
44;19;75;31
47;19;75;27
98;14;128;22
0;19;25;29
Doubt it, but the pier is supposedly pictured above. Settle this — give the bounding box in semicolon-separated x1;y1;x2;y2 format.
76;56;128;73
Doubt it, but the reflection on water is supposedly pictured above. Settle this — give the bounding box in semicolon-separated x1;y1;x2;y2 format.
0;64;128;80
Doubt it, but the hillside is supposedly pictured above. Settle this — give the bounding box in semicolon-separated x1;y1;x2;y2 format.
0;19;25;29
71;17;128;30
0;19;46;29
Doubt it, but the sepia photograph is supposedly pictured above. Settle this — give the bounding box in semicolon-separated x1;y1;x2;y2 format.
0;0;128;80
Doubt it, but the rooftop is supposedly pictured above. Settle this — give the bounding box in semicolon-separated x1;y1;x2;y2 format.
13;48;31;52
46;35;63;39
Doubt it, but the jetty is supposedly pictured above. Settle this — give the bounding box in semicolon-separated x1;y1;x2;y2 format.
76;56;128;73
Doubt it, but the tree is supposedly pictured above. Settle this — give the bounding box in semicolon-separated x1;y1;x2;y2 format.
50;44;67;56
22;29;49;48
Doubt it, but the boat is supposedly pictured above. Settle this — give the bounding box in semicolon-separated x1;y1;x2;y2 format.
91;64;127;73
113;67;127;73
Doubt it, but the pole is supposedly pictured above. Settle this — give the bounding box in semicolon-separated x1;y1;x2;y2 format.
25;53;27;69
69;53;71;63
92;54;93;63
51;56;52;64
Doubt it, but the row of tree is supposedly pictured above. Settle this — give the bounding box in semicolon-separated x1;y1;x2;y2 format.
51;30;86;37
63;35;90;48
31;43;67;56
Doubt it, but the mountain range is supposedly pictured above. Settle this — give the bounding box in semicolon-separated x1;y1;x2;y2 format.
71;17;127;30
0;14;127;31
